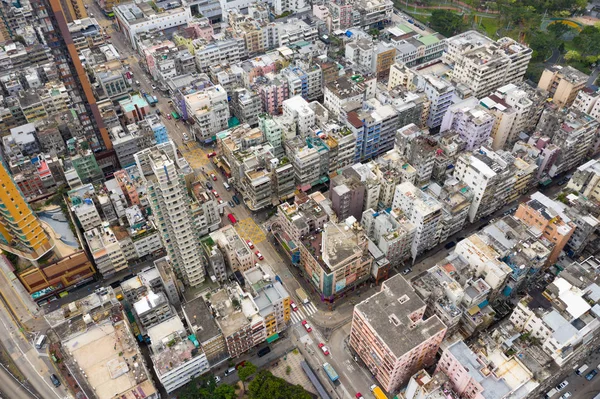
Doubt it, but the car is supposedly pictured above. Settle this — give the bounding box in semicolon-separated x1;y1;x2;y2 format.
167;114;172;120
556;381;569;391
586;370;598;381
558;179;568;185
211;173;217;181
155;109;161;115
214;376;221;384
560;393;572;399
212;190;219;197
183;133;189;141
402;268;411;275
290;301;298;311
444;241;456;249
318;343;330;355
151;85;157;90
246;240;254;249
228;200;235;207
206;182;213;190
49;374;61;387
355;394;364;399
255;250;264;260
207;152;217;158
218;199;224;205
303;321;312;333
232;195;240;205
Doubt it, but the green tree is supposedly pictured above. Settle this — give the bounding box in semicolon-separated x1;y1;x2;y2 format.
214;384;236;399
565;50;581;61
547;22;572;39
238;362;258;392
573;25;600;55
528;30;553;61
429;10;467;37
248;370;312;399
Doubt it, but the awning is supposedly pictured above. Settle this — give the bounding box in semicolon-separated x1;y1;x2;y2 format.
266;333;280;343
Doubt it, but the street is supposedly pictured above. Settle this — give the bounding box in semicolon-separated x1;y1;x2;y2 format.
548;351;600;399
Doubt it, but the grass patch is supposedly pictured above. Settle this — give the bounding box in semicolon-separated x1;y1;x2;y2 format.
0;343;25;381
479;17;500;37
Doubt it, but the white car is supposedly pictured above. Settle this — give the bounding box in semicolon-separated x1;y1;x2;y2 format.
556;381;569;391
560;393;571;399
151;85;157;90
214;376;221;384
183;133;189;141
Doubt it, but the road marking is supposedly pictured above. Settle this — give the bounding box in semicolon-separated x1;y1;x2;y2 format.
303;302;318;315
235;218;266;244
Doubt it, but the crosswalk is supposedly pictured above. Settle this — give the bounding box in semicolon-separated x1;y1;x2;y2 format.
290;302;319;324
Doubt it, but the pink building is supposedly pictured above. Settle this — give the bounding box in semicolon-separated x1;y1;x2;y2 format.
113;169;141;206
349;275;447;394
436;341;513;399
257;75;289;115
188;18;214;42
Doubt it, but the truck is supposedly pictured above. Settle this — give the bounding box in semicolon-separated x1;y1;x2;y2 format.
370;385;388;399
296;287;310;304
143;93;158;106
323;363;338;382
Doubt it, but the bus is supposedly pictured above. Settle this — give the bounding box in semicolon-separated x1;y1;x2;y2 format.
34;334;46;349
323;363;338;382
227;213;237;224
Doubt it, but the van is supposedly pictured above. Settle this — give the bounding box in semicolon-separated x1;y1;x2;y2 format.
50;374;61;387
223;182;230;191
35;334;46;349
576;364;589;375
224;367;236;376
257;346;271;357
545;388;558;399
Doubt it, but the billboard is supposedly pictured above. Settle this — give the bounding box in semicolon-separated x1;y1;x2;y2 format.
335;277;346;293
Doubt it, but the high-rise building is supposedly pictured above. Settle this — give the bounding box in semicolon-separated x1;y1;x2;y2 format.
135;142;206;286
538;65;588;107
0;161;54;260
349;275;447;393
440;98;495;151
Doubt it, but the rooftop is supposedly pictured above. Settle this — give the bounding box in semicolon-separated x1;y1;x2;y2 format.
355;275;446;358
182;296;222;343
147;317;202;377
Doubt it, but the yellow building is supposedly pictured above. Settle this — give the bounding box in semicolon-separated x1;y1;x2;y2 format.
59;0;88;22
538;65;588;107
0;162;53;260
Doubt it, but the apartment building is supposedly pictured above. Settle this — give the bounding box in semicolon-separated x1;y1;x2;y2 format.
441;98;495;151
414;73;455;128
243;264;291;338
133;291;173;330
282;62;323;101
514;192;576;266
361;208;415;267
454;149;515;223
182;296;229;365
349;275;447;393
330;173;365;222
148;317;210;393
194;37;246;72
256;75;290;115
230;88;262;127
0;161;53;260
393;182;442;262
281;96;315;136
426;179;472;243
184;85;230;142
210;283;266;358
84;223;129;277
538;65;588;107
354;0;393;28
135;142;206;287
509;275;600;366
445;31;532;98
277;198;329;243
573;87;600;122
567;159;600;203
210;225;254;273
323;75;371;118
299;220;372;300
342;98;399;162
285;135;329;191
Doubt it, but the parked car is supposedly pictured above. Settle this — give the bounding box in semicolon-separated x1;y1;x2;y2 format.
355;394;363;399
206;182;213;190
586;370;598;381
560;393;572;399
318;343;330;356
211;173;217;181
290;301;298;311
151;84;157;90
183;133;189;141
556;380;569;391
50;374;61;387
167;114;172;120
402;268;411;275
255;250;264;260
212;190;219;197
302;320;312;333
228;200;235;207
207;152;217;158
444;241;456;249
214;376;221;384
246;240;254;249
232;195;240;205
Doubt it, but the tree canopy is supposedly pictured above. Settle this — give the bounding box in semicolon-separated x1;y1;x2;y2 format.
179;375;236;399
248;370;312;399
238;362;258;383
429;10;467;37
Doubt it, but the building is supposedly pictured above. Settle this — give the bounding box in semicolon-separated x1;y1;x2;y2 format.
393;182;442;262
445;31;532;98
299;219;372;300
514;192;576;266
184;85;230;142
230;88;262;127
209;283;267;358
135;142;206;287
323;75;371;118
538;65;588;107
115;2;191;47
133;291;173;330
148;316;210;393
329;173;365;222
342;98;399;162
454;149;515;223
281;96;315;136
567;159;600;203
210;225;254;274
361;208;415;267
414;73;455;128
440;98;495;151
182;296;229;365
349;275;447;393
48;289;158;399
0;161;53;260
84;223;129;277
573;87;600;122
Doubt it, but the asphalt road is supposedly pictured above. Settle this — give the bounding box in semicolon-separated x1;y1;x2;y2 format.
0;364;37;399
549;352;600;399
